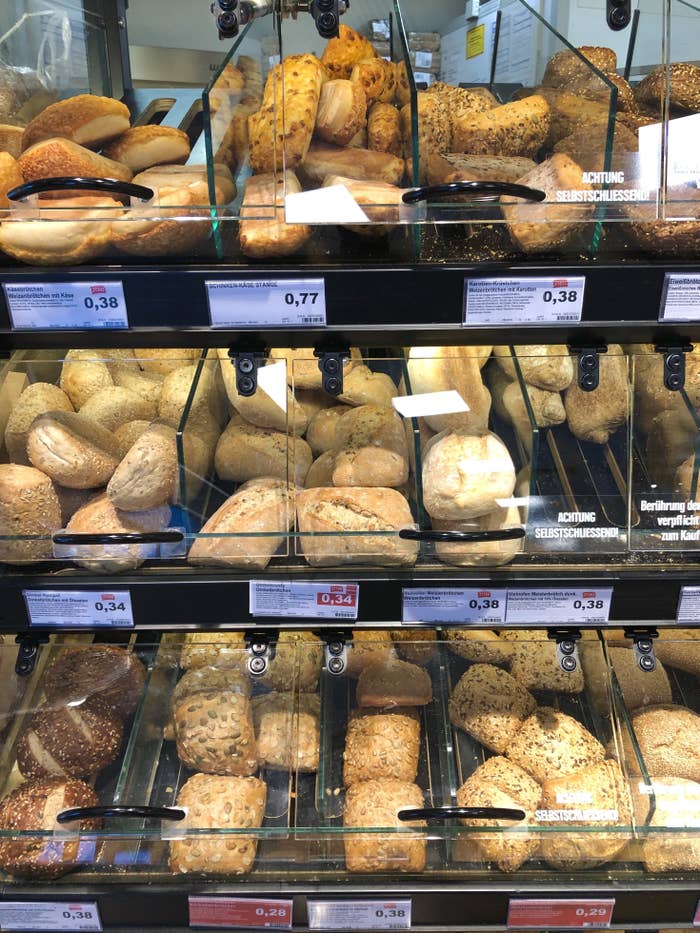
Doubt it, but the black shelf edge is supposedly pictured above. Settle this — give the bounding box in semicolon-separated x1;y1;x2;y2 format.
1;262;700;348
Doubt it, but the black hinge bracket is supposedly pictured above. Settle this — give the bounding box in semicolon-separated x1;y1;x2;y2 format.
623;626;659;672
547;628;582;673
228;347;266;397
569;345;607;392
314;347;350;396
245;630;277;677
15;634;49;677
654;343;693;392
321;629;354;675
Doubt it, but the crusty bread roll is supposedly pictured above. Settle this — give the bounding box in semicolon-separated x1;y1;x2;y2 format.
315;79;367;146
390;629;437;666
217;350;307;436
0;463;61;563
133;163;236;204
564;346;628;444
107;421;183;511
502;380;566;446
108;364;163;412
584;646;672;715
254;692;320;772
338;364;397;407
306;404;353;454
331;404;408;487
79;385;156;431
449;664;536;754
300;142;405;186
407;346;491;434
19;137;133;183
189;477;294;570
239;170;311;259
345;629;395;678
343;779;426;872
295;387;336;421
543;47;617;87
368;102;402;156
446;628;512;664
111;185;211;257
503;629;584;694
22;95;130;150
269;347;361;390
613;705;700;783
344;708;420;785
180;631;246;671
102;125;190;172
113;420;151;458
214;415;312;486
5;382;73;464
139;348;199;375
356;659;432;708
296;486;418;566
433;505;523;567
306;451;338;488
493;345;573;391
0;152;23;209
507;707;605;783
453;95;550;158
422;432;516;520
426;151;536;186
158;363;219;429
456;779;537;873
0;125;24;160
321;174;404;230
321;25;376;80
27;411;120;488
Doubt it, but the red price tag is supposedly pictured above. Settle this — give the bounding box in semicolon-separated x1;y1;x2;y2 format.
189;897;293;929
508;898;614;929
316;586;357;609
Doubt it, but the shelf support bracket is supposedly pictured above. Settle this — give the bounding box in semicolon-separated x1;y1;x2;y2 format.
245;630;277;677
623;625;659;672
15;634;48;677
314;347;350;396
568;344;607;392
547;627;582;674
321;630;353;675
654;342;693;392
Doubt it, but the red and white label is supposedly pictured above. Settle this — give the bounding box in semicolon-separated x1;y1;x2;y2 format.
189;897;293;929
507;898;615;929
249;581;358;619
307;900;411;930
402;587;506;624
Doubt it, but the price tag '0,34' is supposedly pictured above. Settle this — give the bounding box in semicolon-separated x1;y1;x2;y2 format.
402;587;507;624
507;898;614;929
4;281;127;329
0;901;102;932
464;276;585;325
505;588;612;626
24;590;134;628
206;278;326;328
189;896;293;929
250;581;358;620
307;900;411;931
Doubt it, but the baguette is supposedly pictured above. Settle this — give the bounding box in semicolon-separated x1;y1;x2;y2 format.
239;171;311;259
368;102;402;157
22;94;131;150
102;125;190;172
300;142;405;186
452;96;549;158
19;137;133;183
315;80;367;146
321;25;377;80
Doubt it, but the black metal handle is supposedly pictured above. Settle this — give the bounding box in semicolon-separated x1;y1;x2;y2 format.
398;806;526;821
399;528;525;543
57;806;186;824
52;531;184;546
402;181;546;204
7;177;154;202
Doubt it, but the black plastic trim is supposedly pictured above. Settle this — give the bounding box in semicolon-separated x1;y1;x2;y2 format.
402;181;546;204
398;806;526;821
399;528;525;543
7;177;154;201
57;806;186;823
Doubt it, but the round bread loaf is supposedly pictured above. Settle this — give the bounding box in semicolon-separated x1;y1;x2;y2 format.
506;706;605;784
0;463;61;563
4;382;73;464
59;349;114;409
27;411;120;488
17;703;123;780
543;46;617;87
0;778;99;879
614;705;700;783
43;645;147;720
79;385;156;431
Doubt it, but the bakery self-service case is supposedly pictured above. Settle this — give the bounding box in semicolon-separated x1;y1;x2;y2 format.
1;0;700;930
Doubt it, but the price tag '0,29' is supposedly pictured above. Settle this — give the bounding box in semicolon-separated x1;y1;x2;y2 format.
206;278;326;328
0;901;102;932
24;590;134;628
307;900;411;931
464;276;585;326
189;896;293;929
402;587;506;625
249;581;358;620
4;281;127;329
507;898;614;929
505;588;612;626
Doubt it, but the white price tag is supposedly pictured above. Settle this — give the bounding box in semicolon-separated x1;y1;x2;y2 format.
0;902;101;932
464;276;585;325
307;900;411;931
677;586;700;624
206;279;326;328
4;282;127;329
250;581;358;620
660;273;700;321
414;51;433;68
506;588;612;625
402;587;506;624
24;590;134;628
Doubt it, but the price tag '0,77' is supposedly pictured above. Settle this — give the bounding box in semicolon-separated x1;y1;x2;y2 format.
24;590;134;628
206;278;326;328
250;581;358;620
464;276;585;325
307;900;411;931
4;281;127;329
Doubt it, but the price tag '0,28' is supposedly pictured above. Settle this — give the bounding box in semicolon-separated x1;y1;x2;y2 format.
0;901;102;932
464;276;585;326
24;590;134;628
249;581;358;620
307;900;411;931
189;896;293;929
507;898;614;929
4;281;127;329
206;278;326;328
402;587;507;625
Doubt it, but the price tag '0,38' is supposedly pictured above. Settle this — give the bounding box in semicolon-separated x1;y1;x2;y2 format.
206;278;326;328
4;281;127;329
189;896;293;929
307;899;411;931
464;276;585;326
24;590;134;628
507;897;614;929
402;587;506;625
505;588;612;626
0;901;102;932
249;581;358;620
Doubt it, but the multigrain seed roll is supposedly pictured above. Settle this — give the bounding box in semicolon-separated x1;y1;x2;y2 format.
169;774;266;874
174;689;258;776
344;629;395;678
253;692;320;772
445;628;512;665
344;708;421;786
17;703;123;780
258;630;323;692
390;629;437;666
165;666;251;740
455;779;537;872
356;659;432;708
42;645;147;720
449;664;536;754
343;779;426;872
503;630;585;694
506;707;605;784
0;463;61;564
542;47;617;88
634;62;700;114
452;95;550;157
0;778;99;879
469;756;542;809
180;632;247;671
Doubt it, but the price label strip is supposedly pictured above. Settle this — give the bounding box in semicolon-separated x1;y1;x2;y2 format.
307;900;411;931
189;896;293;929
464;276;585;325
4;281;127;329
677;586;700;624
402;587;506;624
506;588;612;626
206;278;326;328
24;590;134;628
660;273;700;322
507;897;614;929
0;901;102;932
250;581;358;620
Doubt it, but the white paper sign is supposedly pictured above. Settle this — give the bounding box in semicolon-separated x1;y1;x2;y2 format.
4;281;127;329
24;590;134;628
677;586;700;624
207;279;326;328
506;588;612;626
464;276;585;325
285;186;370;224
392;390;470;419
402;587;507;624
307;900;411;931
250;581;358;620
660;273;700;322
0;902;101;932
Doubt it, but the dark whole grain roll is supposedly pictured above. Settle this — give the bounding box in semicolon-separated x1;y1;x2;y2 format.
0;778;100;879
42;645;146;720
17;703;123;780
